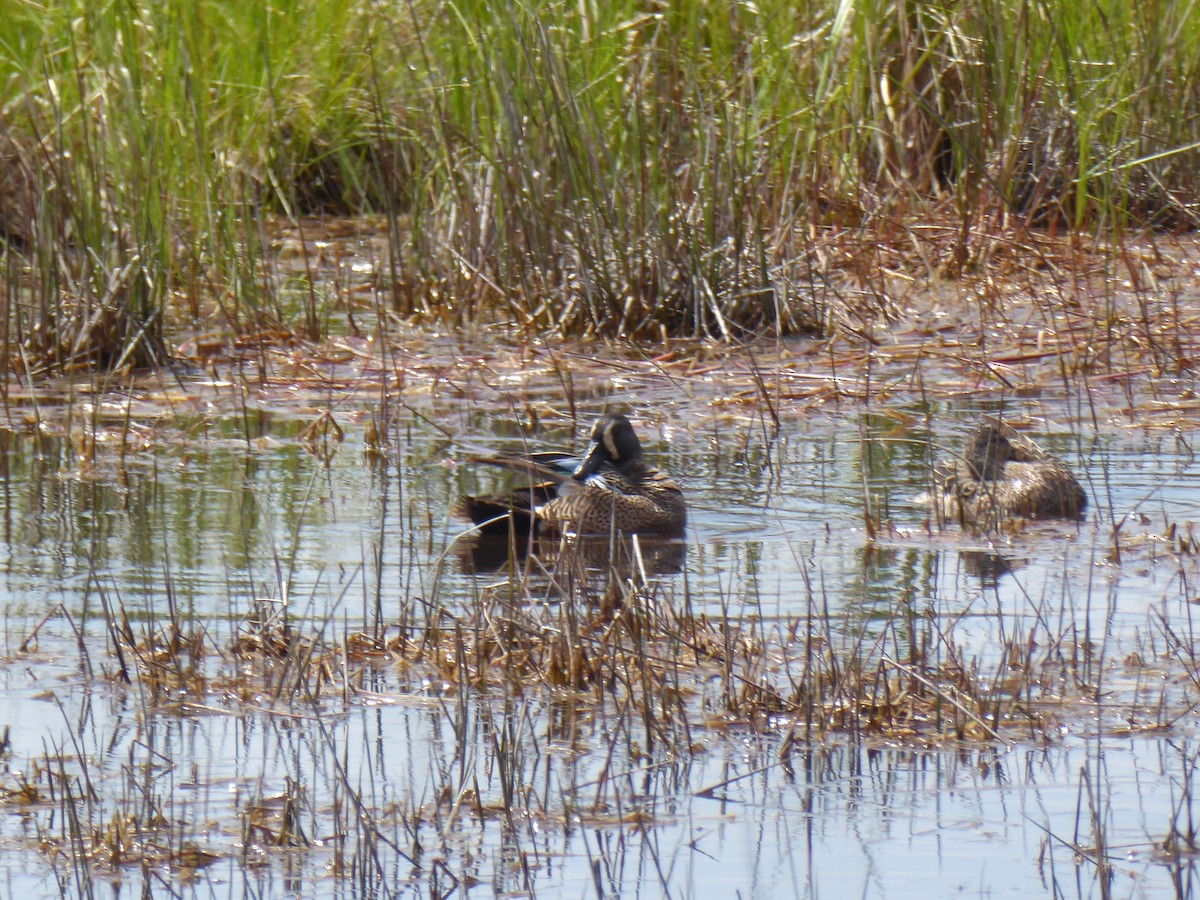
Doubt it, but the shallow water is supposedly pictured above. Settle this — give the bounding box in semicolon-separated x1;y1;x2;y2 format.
1;359;1199;897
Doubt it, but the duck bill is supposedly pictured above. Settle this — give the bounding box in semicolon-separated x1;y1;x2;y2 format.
572;439;605;479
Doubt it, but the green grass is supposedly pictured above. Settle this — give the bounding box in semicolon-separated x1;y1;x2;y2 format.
2;0;1200;366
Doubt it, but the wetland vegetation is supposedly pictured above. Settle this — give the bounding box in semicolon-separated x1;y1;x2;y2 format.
3;0;1200;896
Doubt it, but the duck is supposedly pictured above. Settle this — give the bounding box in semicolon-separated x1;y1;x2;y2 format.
455;413;686;537
936;421;1087;529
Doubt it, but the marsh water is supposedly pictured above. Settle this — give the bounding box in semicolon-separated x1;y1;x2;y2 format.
1;347;1199;898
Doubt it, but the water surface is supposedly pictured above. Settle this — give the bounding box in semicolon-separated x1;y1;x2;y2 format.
0;353;1198;898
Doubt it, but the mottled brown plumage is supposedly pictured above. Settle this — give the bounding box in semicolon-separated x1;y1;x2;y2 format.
937;422;1087;530
455;414;686;537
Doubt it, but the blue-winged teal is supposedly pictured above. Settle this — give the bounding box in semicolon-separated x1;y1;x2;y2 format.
456;413;686;537
937;422;1087;529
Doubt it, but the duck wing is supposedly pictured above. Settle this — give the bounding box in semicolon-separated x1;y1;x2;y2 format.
466;453;584;486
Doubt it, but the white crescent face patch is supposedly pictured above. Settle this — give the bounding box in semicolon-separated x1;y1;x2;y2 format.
602;421;621;460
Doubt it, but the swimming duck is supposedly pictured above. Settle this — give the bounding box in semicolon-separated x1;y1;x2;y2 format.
455;413;686;537
937;422;1087;529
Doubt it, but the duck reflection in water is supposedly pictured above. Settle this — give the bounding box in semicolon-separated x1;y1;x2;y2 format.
455;531;686;577
958;549;1025;586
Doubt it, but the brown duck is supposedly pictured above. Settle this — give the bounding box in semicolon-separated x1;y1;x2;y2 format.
456;413;686;537
937;422;1087;529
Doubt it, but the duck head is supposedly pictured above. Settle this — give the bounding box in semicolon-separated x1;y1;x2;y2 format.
573;413;645;479
965;423;1015;481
